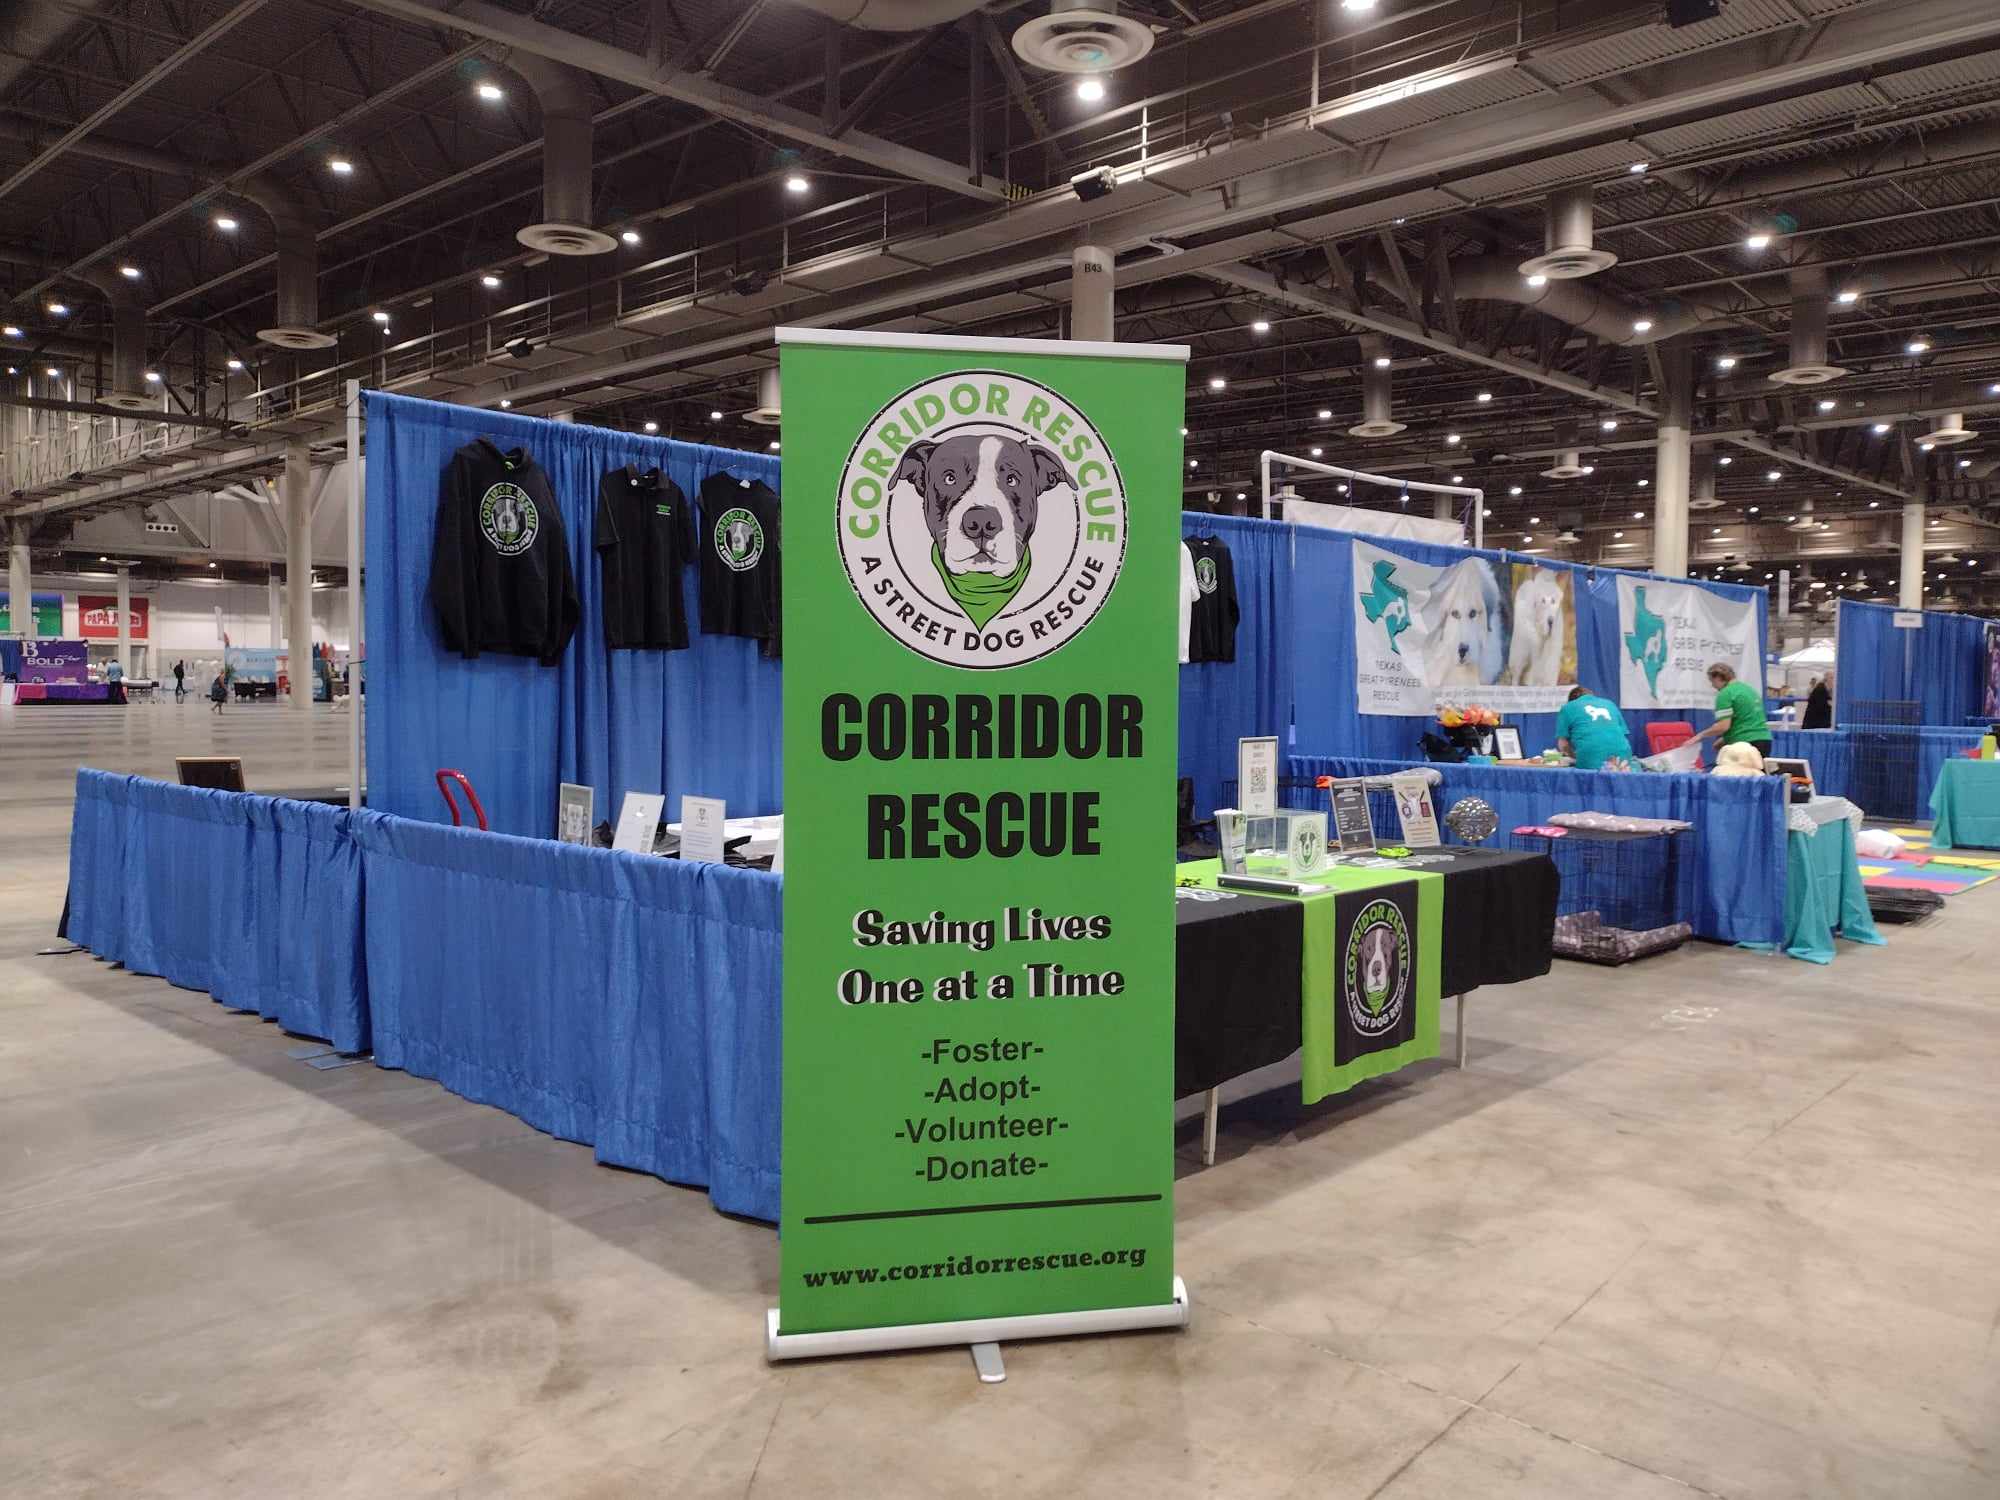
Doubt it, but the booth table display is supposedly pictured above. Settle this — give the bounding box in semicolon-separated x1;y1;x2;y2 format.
1174;848;1557;1160
14;682;123;703
1762;797;1883;965
1929;759;2000;851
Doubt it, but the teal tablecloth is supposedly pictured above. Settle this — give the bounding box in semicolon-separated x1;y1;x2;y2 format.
1777;814;1884;965
1929;759;2000;850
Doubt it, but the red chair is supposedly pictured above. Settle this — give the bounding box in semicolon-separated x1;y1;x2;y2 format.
1645;721;1702;769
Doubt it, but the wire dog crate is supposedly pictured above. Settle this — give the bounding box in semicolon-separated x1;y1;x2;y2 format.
1516;826;1691;964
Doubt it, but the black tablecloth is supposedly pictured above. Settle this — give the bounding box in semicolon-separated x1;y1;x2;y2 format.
1175;886;1303;1096
1172;847;1558;1096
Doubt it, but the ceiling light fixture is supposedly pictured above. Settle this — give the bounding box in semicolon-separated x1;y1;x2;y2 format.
45;366;60;377
226;358;243;371
1316;408;1332;420
1310;447;1323;457
643;420;659;433
1446;432;1461;445
1718;455;1733;466
711;409;724;421
1836;289;1859;305
1340;0;1378;11
1188;459;1198;469
1638;478;1650;487
371;310;389;324
214;215;237;231
328;157;353;176
1509;486;1523;496
1817;399;1836;412
1;325;19;338
480;274;501;288
144;370;160;382
1614;530;1625;539
1632;318;1653;333
1766;469;1781;480
784;173;810;194
1745;233;1771;251
1251;319;1270;334
1076;78;1106;103
1628;161;1648;175
1372;354;1391;369
1634;510;1646;519
1476;391;1493;403
1525;273;1548;288
1716;355;1737;371
119;265;141;280
769;440;781;451
1907;338;1930;354
498;399;511;409
1208;375;1226;390
1179;426;1189;436
476;81;504;102
620;229;641;245
46;301;66;316
1601;418;1618;432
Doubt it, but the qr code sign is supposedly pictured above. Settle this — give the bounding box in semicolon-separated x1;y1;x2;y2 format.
1250;766;1269;795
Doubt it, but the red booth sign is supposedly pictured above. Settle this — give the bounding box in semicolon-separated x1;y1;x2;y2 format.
78;595;149;640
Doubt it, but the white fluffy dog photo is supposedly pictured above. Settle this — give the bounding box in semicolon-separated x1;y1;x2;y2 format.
1505;567;1569;686
1429;561;1507;686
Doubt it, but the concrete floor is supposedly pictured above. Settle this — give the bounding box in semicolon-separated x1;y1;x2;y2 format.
3;697;1997;1498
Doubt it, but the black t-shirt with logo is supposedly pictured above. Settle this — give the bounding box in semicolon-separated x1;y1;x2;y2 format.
1184;535;1240;663
428;437;579;665
698;472;781;652
595;465;695;650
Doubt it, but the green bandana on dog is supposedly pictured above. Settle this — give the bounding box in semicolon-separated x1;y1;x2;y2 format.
932;542;1031;631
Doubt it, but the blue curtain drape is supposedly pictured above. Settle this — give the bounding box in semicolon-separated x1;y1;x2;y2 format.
64;771;368;1052
365;392;784;838
1835;599;1999;726
1174;512;1769;810
1290;753;1787;944
352;811;781;1222
1770;725;1982;808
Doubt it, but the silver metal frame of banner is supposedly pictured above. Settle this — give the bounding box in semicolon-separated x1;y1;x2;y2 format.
766;1279;1190;1382
1258;450;1486;553
1194;991;1474;1167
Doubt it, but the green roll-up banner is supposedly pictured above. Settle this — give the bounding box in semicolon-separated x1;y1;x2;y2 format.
772;329;1188;1356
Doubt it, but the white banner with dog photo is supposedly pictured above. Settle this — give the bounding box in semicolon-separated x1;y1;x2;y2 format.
1351;538;1578;715
1615;575;1761;710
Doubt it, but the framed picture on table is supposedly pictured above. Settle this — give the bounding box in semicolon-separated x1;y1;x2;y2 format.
1493;726;1523;760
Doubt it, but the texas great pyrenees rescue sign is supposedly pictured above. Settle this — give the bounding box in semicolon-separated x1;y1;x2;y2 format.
1352;537;1579;715
772;329;1185;1353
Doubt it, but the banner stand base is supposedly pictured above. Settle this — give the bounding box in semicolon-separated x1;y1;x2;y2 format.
766;1277;1190;1383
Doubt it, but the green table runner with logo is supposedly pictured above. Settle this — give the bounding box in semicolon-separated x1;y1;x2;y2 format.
1178;860;1443;1103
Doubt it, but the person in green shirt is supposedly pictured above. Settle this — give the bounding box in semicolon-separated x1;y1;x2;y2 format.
1692;662;1771;759
1554;686;1634;770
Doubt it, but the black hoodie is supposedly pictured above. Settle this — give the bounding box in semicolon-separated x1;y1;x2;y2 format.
429;438;580;665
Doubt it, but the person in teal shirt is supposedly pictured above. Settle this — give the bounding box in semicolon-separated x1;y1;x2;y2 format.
1692;662;1771;758
1555;686;1634;770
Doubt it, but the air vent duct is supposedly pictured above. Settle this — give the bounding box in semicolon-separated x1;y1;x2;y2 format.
509;53;618;256
1786;500;1818;533
1541;423;1589;479
1348;336;1405;438
1769;266;1848;386
742;366;781;426
1518;185;1617;281
1012;3;1155;75
79;266;150;411
1927;411;1975;446
1689;449;1723;509
243;178;335;350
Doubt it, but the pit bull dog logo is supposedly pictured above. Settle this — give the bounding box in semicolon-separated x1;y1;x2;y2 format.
892;434;1071;631
712;506;765;572
478;481;538;557
1342;896;1412;1040
836;368;1127;669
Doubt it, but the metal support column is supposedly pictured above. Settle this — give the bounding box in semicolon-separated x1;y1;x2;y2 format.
7;518;32;640
268;570;282;647
1899;499;1925;608
1071;244;1114;343
1432;492;1454;524
1653;338;1692;577
115;563;131;678
282;439;313;710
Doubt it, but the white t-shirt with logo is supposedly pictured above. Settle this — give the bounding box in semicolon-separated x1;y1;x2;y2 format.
1179;541;1200;664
